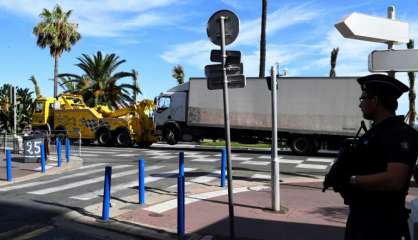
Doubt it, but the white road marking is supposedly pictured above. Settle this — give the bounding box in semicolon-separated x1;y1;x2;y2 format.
0;164;125;192
250;174;270;180
305;158;334;163
149;155;177;159
78;153;100;157
241;161;270;166
188;170;219;184
70;167;196;200
34;164;55;171
296;164;328;170
115;153;139;157
28;168;140;195
257;155;272;159
185;154;211;158
145;187;249;213
191;158;218;162
279;159;303;164
231;157;253;161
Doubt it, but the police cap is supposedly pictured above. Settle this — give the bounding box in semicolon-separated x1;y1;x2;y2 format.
357;74;409;99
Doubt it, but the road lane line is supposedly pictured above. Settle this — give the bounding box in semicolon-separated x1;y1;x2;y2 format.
70;167;196;200
241;161;270;166
296;163;328;170
28;168;140;195
145;187;249;214
0;164;121;192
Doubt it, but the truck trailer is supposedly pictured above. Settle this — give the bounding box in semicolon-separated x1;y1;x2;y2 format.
154;77;366;155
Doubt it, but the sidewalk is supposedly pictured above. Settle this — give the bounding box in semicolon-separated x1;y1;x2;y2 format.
0;154;83;185
58;176;354;240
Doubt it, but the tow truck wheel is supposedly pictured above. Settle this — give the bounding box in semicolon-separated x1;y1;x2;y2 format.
115;129;131;147
97;129;113;146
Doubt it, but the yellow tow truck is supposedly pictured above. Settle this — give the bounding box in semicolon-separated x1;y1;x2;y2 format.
31;94;157;147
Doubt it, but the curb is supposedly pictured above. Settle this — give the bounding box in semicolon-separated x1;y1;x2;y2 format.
0;156;83;186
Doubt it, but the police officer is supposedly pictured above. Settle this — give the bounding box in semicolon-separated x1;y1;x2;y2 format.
344;74;418;240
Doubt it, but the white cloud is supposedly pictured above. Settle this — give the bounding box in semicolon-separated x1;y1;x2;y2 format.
0;0;179;37
236;3;319;46
160;3;320;72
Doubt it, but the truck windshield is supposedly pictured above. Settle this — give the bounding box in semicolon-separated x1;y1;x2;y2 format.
157;96;171;111
34;102;44;113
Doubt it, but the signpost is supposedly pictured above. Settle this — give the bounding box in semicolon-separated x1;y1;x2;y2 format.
335;11;409;43
206;9;245;239
369;49;418;72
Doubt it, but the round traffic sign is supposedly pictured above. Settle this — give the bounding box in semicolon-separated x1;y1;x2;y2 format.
207;10;239;46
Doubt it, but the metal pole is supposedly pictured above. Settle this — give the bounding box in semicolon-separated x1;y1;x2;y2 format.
271;66;280;211
65;138;70;162
12;86;16;136
387;6;396;78
220;16;235;239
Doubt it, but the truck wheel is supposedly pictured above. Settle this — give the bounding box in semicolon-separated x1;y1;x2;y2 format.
97;129;113;146
115;129;132;147
290;136;313;155
165;128;178;145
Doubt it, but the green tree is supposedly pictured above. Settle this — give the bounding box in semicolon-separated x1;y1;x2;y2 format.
33;4;81;98
0;84;34;133
259;0;267;78
406;39;416;126
329;47;339;77
58;51;140;108
172;65;185;85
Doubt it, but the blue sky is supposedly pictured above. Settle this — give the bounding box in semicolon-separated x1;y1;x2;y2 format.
0;0;417;114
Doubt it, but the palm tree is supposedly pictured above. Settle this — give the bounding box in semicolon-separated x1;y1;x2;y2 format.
406;39;416;126
329;47;339;77
29;75;42;98
33;4;81;98
58;51;140;109
259;0;267;78
172;65;185;85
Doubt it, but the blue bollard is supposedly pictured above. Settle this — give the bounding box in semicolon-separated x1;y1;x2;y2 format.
65;138;70;162
177;151;185;237
179;152;184;177
177;175;185;237
56;138;62;167
41;144;46;173
221;148;227;187
138;159;145;204
102;166;112;221
6;149;12;182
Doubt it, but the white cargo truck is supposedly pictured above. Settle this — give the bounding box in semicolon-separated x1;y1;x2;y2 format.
154;77;366;155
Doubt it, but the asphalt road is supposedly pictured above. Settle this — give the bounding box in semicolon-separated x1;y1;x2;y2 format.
0;143;336;239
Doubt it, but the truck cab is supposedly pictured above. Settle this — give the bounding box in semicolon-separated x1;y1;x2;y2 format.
154;83;188;144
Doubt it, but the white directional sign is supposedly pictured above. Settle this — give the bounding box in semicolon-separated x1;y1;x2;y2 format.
369;49;418;72
335;12;409;43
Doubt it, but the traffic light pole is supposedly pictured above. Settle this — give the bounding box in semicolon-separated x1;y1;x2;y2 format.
220;15;235;239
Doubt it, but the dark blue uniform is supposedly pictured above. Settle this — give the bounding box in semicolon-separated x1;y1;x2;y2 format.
345;116;418;240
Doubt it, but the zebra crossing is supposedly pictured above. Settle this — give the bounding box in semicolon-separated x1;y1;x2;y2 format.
0;154;332;204
80;147;335;171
